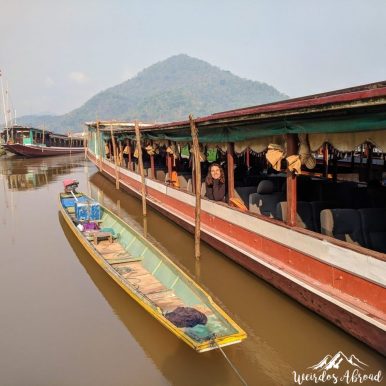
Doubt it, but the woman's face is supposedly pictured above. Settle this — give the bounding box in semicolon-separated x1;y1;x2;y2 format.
210;165;221;180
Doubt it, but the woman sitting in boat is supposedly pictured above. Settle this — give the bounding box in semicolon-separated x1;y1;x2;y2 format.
205;163;226;202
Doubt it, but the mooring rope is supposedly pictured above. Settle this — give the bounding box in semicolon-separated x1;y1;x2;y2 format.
211;336;248;386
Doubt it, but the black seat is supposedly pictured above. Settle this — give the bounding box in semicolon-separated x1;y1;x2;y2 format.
235;186;259;207
320;209;365;246
359;208;386;253
276;201;315;231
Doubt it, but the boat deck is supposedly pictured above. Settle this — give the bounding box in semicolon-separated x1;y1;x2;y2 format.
95;240;213;316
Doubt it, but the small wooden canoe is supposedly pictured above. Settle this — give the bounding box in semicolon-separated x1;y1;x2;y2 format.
59;192;246;352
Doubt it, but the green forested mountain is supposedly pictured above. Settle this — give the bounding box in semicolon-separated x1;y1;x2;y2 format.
18;54;288;133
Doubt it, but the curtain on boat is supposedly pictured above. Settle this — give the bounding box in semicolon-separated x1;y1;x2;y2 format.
233;135;286;154
309;129;386;152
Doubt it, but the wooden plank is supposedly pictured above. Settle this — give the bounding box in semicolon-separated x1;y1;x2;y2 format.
108;257;143;264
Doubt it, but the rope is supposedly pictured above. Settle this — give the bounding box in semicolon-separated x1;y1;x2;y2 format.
211;336;248;386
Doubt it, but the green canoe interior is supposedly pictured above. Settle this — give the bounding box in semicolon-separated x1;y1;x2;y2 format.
60;193;240;344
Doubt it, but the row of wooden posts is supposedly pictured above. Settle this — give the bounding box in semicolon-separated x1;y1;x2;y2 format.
94;117;204;259
94;120;301;259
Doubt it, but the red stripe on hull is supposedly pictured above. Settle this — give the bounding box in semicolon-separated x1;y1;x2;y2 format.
4;144;84;157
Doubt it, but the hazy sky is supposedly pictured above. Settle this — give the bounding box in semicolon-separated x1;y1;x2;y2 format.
1;0;386;118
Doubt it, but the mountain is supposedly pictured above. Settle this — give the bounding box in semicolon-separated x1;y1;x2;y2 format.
16;54;288;133
308;352;368;371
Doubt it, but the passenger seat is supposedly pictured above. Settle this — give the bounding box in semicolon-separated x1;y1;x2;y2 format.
320;209;365;246
249;180;284;217
276;201;315;231
359;208;386;253
310;201;338;233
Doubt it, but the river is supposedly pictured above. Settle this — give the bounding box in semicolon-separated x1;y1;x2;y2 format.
0;154;384;386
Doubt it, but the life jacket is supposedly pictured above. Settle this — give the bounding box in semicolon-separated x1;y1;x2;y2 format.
229;197;248;212
171;171;180;188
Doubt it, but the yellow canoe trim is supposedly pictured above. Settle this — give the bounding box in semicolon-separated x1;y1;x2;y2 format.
59;196;247;352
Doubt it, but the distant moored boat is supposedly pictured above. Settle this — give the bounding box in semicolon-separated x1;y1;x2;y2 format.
1;125;84;157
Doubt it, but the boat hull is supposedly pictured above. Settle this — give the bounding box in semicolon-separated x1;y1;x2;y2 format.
59;193;246;352
4;143;84;157
89;152;386;356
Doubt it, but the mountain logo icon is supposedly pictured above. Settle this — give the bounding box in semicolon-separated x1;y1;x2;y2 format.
308;352;369;371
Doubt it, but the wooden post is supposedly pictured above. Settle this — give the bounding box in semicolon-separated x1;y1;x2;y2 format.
227;142;235;200
189;144;196;193
189;115;201;260
110;124;120;190
150;141;155;179
286;134;298;227
359;144;364;170
332;151;338;183
83;125;88;160
135;121;147;217
69;131;73;156
366;143;373;182
118;140;123;167
128;140;132;171
167;140;173;183
96;121;103;172
323;142;329;178
108;142;112;160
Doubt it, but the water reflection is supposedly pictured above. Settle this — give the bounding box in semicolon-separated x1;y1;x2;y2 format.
59;213;237;386
0;154;85;191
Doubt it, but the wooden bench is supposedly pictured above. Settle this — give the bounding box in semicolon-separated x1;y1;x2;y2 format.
92;231;113;245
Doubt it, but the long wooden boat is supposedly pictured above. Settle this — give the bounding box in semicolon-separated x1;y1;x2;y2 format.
85;81;386;356
59;190;246;352
1;125;84;157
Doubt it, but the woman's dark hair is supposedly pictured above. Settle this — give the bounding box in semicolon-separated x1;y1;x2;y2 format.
205;163;225;185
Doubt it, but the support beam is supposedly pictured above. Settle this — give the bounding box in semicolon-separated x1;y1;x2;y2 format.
227;143;235;200
323;142;329;178
128;140;132;171
135;121;147;217
167;140;173;183
118;140;123;167
332;151;338;183
189;115;201;260
286;134;298;227
366;143;373;182
150;142;155;179
110;125;119;190
96;121;103;172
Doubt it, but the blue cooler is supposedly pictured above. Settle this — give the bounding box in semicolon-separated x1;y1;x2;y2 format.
75;200;101;221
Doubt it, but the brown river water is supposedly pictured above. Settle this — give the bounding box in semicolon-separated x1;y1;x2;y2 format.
0;154;384;386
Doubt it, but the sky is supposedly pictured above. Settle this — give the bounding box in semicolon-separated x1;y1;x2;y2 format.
1;0;386;118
